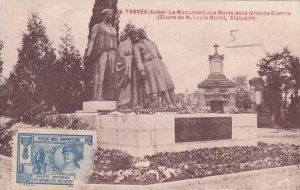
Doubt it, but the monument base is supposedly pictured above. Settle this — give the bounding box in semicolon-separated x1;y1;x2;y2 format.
75;113;257;157
77;101;116;113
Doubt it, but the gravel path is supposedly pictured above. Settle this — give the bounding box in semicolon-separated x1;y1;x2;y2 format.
258;128;300;145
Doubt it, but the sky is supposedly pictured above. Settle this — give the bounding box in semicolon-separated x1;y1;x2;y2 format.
1;0;300;93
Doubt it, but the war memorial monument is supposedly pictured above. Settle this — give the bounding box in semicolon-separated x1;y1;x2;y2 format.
75;10;257;157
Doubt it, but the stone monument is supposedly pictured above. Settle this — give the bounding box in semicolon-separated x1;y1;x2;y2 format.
81;9;117;112
249;77;264;112
75;41;257;157
198;43;236;112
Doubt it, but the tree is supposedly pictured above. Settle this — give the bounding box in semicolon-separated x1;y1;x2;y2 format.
52;25;84;113
286;55;300;128
5;12;56;117
0;40;6;115
232;75;248;92
0;39;6;114
236;90;252;110
287;56;300;97
0;40;3;84
232;75;252;110
249;77;265;88
257;48;295;126
88;0;119;41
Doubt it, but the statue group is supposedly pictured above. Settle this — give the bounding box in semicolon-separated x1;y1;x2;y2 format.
86;9;177;109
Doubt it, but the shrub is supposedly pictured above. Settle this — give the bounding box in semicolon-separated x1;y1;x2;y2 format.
0;103;91;156
94;148;134;172
90;143;300;185
0;121;13;156
22;102;57;125
0;121;35;156
21;102;90;130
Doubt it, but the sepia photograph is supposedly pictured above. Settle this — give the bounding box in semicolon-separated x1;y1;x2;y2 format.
0;0;300;189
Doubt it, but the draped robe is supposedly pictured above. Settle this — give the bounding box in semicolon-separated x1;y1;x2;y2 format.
86;22;117;100
133;39;175;95
116;38;144;108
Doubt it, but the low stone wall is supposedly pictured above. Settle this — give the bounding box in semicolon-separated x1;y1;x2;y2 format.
76;113;257;157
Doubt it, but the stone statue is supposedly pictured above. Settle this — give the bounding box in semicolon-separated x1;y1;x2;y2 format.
86;9;117;101
132;28;177;109
116;28;144;108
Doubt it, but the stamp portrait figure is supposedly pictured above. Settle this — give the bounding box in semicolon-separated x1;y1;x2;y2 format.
86;9;117;101
61;145;81;175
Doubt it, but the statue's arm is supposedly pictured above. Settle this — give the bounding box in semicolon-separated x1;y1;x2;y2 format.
124;54;133;78
133;45;145;72
118;45;133;77
118;45;126;61
123;45;133;67
155;43;162;59
86;25;98;56
118;45;132;65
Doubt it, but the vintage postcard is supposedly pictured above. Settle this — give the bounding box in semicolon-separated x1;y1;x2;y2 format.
0;0;300;190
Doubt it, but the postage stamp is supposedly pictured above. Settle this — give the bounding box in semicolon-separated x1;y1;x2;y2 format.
12;128;97;189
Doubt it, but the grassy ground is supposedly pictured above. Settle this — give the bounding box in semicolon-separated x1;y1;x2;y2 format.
258;128;300;145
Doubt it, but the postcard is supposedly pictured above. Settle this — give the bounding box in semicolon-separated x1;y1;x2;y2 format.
0;0;300;189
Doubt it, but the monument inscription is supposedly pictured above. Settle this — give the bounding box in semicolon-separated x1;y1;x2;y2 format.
175;117;232;142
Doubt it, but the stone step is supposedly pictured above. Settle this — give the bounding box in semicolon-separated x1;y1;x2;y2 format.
83;101;116;112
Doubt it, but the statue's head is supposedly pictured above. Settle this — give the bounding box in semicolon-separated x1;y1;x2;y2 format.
129;28;139;43
138;28;147;39
102;9;113;23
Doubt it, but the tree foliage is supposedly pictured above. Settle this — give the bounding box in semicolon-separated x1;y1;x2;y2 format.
1;12;99;117
4;12;56;117
287;56;300;96
258;47;300;126
88;0;119;40
0;40;5;115
232;75;247;92
51;25;84;113
0;40;3;84
249;77;264;90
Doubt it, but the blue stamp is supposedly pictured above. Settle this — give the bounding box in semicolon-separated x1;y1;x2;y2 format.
13;130;96;186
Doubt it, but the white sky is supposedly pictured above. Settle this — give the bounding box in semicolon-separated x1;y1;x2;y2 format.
1;0;300;93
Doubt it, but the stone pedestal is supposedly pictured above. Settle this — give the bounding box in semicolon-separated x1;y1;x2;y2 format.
77;101;116;113
75;113;257;157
